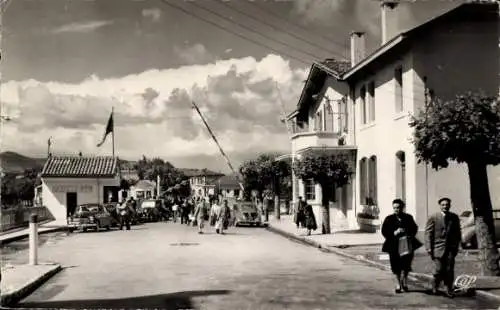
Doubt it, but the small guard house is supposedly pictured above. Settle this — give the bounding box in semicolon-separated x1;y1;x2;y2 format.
40;155;120;226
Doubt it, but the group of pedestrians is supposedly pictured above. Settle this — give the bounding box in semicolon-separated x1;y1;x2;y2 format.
191;196;232;234
381;197;461;297
293;196;317;235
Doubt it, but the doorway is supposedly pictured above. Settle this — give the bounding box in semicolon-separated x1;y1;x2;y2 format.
66;192;77;217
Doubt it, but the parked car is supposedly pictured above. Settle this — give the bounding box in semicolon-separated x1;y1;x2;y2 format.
138;199;162;222
231;201;261;227
68;203;115;232
460;210;500;249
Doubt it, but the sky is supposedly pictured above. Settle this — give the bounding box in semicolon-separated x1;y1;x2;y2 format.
0;0;459;172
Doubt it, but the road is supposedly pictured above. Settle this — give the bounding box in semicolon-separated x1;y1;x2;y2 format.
5;222;499;309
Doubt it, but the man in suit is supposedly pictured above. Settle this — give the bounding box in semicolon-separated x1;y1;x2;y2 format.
425;197;462;297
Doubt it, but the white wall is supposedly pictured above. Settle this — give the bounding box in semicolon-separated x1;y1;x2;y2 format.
42;176;120;225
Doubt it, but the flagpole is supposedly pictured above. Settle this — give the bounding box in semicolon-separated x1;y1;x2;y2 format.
111;106;115;158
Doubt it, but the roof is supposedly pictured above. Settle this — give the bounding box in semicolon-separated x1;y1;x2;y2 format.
342;2;498;81
180;168;225;177
132;180;156;190
295;59;350;122
41;156;118;178
214;175;241;190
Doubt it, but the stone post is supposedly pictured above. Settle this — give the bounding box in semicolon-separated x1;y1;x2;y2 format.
29;214;38;266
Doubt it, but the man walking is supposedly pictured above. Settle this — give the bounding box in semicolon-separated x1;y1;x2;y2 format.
117;199;133;231
424;197;462;297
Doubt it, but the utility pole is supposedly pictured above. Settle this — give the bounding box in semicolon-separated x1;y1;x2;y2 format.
191;101;244;193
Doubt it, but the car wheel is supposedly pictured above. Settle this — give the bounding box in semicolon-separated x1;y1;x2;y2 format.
95;221;100;231
106;225;111;231
83;228;87;232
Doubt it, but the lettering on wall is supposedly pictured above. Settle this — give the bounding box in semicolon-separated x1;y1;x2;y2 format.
52;184;94;193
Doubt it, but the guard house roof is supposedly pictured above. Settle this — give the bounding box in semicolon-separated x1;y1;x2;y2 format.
41;156;118;178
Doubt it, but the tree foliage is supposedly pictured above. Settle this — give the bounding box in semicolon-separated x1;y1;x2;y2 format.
410;91;500;169
239;153;291;199
292;150;352;189
410;90;500;276
132;156;190;198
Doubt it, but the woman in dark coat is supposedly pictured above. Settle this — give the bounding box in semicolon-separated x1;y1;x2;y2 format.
381;199;422;293
304;204;317;236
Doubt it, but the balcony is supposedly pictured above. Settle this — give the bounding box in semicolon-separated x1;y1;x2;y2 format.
291;131;355;154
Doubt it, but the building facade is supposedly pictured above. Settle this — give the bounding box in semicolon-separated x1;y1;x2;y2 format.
216;175;244;201
40;156;120;226
129;180;157;200
182;169;225;198
285;2;500;232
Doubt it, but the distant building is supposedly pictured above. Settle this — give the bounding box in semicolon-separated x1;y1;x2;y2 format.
181;168;225;198
215;174;243;200
129;179;157;200
40;156;120;226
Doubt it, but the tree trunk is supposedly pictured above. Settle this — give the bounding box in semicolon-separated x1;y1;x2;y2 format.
320;182;331;234
467;161;500;276
274;177;281;220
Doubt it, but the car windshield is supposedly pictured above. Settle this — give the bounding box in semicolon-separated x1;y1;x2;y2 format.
79;206;90;212
238;204;256;212
141;201;156;208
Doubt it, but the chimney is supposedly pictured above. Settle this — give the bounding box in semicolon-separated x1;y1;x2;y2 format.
381;0;399;45
350;31;366;66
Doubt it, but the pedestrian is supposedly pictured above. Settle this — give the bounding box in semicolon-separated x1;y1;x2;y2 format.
193;197;210;234
425;197;461;297
172;201;179;223
180;200;188;224
116;199;132;230
381;199;422;293
304;204;317;236
210;198;221;229
256;198;265;222
216;199;232;234
294;196;307;232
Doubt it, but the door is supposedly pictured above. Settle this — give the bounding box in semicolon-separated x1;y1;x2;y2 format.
66;192;78;217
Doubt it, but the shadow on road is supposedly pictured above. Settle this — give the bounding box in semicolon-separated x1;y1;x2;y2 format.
16;289;232;309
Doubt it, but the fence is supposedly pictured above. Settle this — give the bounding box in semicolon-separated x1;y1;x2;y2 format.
0;206;54;232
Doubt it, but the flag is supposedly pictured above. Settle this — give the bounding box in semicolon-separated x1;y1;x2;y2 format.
96;112;113;147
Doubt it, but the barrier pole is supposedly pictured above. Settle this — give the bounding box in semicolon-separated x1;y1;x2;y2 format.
29;214;38;265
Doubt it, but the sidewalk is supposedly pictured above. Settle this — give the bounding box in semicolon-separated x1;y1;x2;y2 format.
267;215;500;303
1;263;62;306
269;215;384;247
0;222;66;245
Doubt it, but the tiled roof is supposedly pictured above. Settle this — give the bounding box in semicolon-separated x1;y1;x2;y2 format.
133;180;156;190
180;168;225;177
318;58;351;76
215;175;241;190
41;156;118;178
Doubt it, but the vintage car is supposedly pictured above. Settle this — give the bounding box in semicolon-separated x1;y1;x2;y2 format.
138;199;162;222
231;201;261;227
460;210;500;249
68;203;116;232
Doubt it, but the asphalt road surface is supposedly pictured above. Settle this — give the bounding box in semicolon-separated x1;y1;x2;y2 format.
6;222;499;309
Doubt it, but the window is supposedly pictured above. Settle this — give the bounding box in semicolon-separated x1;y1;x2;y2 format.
314;111;323;131
396;151;406;202
395;66;403;112
368;81;375;122
339;97;348;132
360;86;367;124
305;179;316;201
325;102;334;132
359;157;367;204
368;156;378;205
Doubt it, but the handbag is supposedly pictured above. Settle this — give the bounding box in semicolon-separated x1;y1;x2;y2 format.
398;235;412;256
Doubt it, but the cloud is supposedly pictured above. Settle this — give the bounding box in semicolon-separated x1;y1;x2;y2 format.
1;55;307;169
142;7;162;23
291;0;414;38
174;43;216;65
51;20;114;34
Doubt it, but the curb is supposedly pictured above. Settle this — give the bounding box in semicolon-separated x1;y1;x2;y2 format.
1;264;62;307
266;224;500;303
0;227;67;246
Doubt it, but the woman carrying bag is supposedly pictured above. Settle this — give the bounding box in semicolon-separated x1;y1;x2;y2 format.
381;199;422;293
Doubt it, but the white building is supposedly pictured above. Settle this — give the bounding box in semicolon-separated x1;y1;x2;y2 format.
129;180;157;200
283;2;500;232
217;175;243;200
182;168;225;198
40;155;120;226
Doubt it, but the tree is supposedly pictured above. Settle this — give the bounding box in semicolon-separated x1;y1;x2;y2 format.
293;150;352;234
409;90;500;276
239;153;291;216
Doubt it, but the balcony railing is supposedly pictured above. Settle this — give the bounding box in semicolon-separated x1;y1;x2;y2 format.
292;131;351;153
